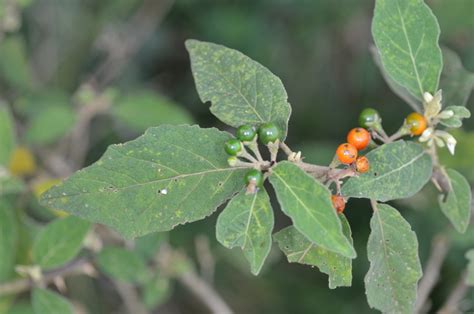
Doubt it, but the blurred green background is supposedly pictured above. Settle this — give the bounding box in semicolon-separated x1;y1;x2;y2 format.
0;0;473;313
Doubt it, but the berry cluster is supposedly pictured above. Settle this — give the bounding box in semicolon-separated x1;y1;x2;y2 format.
224;122;281;192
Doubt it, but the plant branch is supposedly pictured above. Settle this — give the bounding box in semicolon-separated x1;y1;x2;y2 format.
438;269;471;314
415;234;450;313
0;258;91;296
113;281;149;314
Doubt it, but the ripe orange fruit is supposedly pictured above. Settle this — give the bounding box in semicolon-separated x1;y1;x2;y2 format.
336;143;358;164
406;112;427;136
347;127;371;150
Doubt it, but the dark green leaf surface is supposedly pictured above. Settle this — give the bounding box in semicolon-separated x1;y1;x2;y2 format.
342;141;432;201
41;125;247;238
372;0;442;100
97;247;149;283
32;216;90;270
274;214;353;289
466;249;474;286
186;40;291;137
0;103;15;166
113;90;193;132
365;203;422;313
25;106;75;145
216;189;274;275
269;162;356;258
0;201;17;281
32;288;73;314
439;47;474;107
438;169;472;233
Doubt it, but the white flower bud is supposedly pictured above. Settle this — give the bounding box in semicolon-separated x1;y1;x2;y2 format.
423;92;434;103
419;127;433;142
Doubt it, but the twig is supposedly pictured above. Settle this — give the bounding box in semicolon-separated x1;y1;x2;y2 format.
438;269;471;314
0;258;91;296
113;281;149;314
195;235;215;284
415;234;450;313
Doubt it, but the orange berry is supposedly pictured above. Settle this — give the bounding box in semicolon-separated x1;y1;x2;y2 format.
406;112;427;136
336;143;358;164
347;127;371;150
331;195;345;214
355;156;370;173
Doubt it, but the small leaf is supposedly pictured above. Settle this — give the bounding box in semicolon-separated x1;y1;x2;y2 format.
0;103;15;166
134;232;167;261
186;39;291;137
216;189;274;275
0;201;18;281
365;203;422;313
372;0;443;100
269;161;356;258
25;106;75;145
32;216;90;270
439;47;474;107
0;175;25;197
113;90;193;132
40;125;247;238
96;247;149;283
439;106;471;128
466;249;474;286
0;36;32;91
32;288;73;314
438;169;472;233
274;214;353;289
142;275;171;309
342;141;432;201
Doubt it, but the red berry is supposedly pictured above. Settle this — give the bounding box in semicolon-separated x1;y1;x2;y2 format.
347;128;371;150
355;156;370;173
331;195;345;214
336;143;358;164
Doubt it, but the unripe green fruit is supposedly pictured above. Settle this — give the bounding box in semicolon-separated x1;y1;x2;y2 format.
258;123;280;144
236;125;257;142
224;139;242;156
359;108;381;128
244;169;264;187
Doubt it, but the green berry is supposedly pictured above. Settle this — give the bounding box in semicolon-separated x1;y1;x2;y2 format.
244;169;264;187
258;122;281;144
224;139;242;156
359;108;381;128
236;125;257;142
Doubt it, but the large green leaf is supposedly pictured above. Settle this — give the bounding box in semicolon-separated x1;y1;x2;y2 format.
32;216;90;270
365;203;422;313
216;189;274;275
186;39;291;137
0;201;17;281
32;288;73;314
269;162;356;258
438;169;472;233
439;47;474;107
96;247;149;283
41;125;247;238
372;0;442;100
274;214;353;289
342;141;432;201
467;249;474;286
25;106;75;145
0;103;15;166
113;90;193;133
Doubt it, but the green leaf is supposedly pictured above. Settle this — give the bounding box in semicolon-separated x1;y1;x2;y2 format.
25;106;75;145
0;201;18;281
186;39;291;137
134;232;167;261
0;175;25;197
0;36;32;91
6;300;34;314
439;47;474;107
32;288;73;314
113;90;193;133
269;161;356;258
142;275;170;309
32;216;90;270
0;103;15;166
41;125;247;238
372;0;442;100
342;141;432;201
216;189;274;275
466;249;474;286
96;247;149;283
365;203;422;313
438;169;472;233
370;46;420;110
274;214;353;289
439;106;471;128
